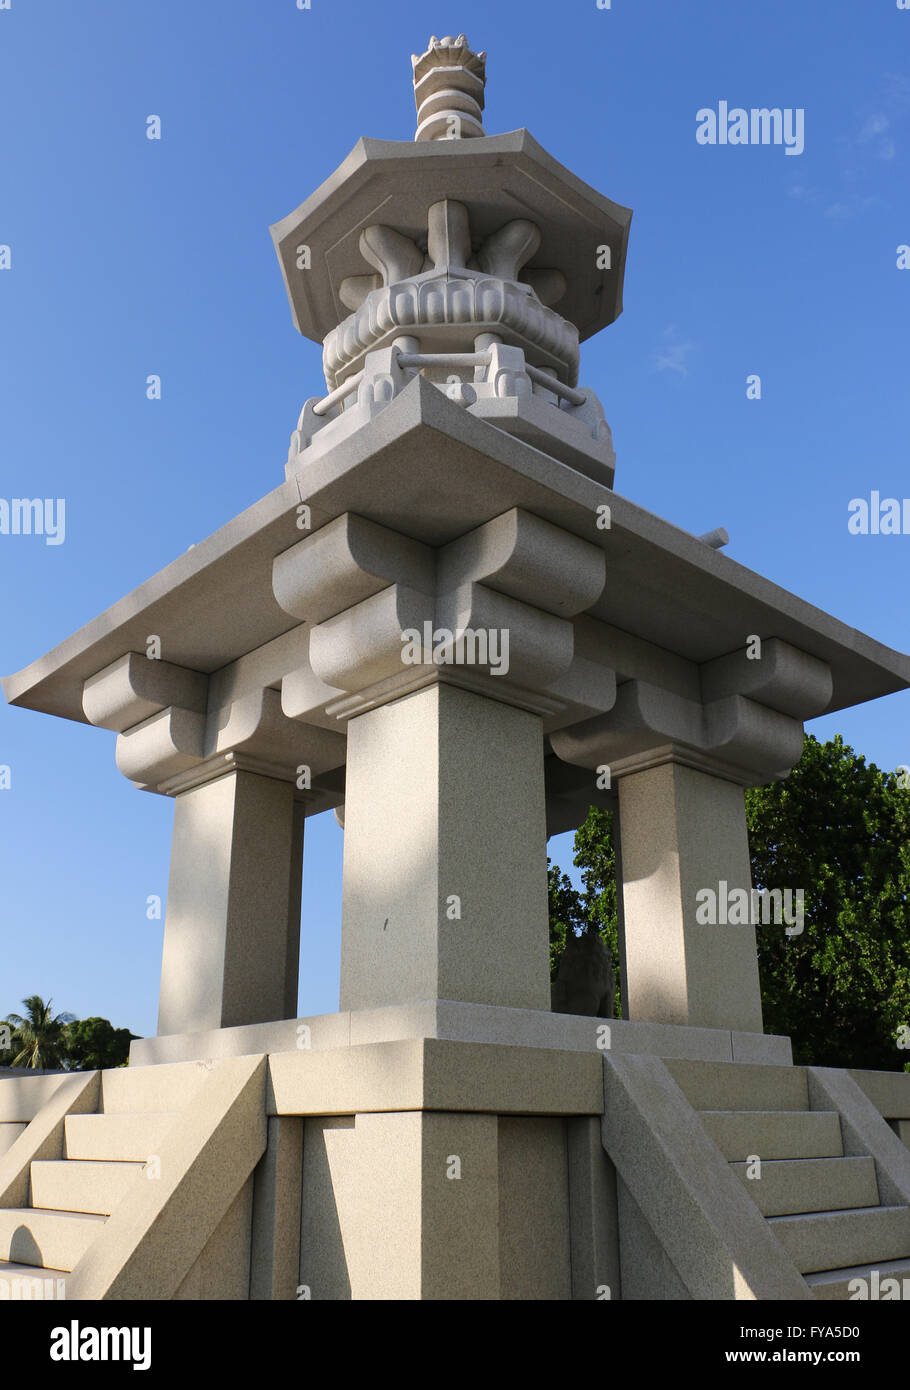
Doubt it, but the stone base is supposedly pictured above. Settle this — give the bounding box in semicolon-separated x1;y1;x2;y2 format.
8;1038;910;1299
129;1000;792;1068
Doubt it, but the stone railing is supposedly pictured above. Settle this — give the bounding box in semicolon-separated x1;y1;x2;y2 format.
286;340;614;481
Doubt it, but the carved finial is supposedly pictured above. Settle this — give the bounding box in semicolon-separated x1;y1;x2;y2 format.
411;34;487;142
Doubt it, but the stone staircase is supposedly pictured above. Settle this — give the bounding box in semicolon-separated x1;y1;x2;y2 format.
665;1059;910;1300
0;1062;206;1290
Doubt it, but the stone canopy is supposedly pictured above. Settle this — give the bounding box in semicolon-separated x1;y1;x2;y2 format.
4;374;908;797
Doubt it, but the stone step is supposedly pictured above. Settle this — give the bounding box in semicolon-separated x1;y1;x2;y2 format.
0;1259;69;1296
64;1112;177;1162
700;1110;843;1162
730;1155;879;1217
100;1060;213;1115
892;1119;910;1151
769;1205;910;1275
665;1059;808;1113
806;1256;910;1301
30;1159;145;1216
0;1207;106;1272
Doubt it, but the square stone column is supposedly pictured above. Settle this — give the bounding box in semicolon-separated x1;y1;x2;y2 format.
339;682;551;1012
616;761;763;1033
158;770;305;1036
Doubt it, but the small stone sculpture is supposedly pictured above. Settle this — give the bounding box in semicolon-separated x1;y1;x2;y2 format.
551;929;616;1019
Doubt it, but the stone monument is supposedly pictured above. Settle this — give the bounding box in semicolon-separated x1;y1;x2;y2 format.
2;36;910;1302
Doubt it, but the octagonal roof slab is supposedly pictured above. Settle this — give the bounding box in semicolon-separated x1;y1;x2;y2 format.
269;130;633;354
4;376;909;737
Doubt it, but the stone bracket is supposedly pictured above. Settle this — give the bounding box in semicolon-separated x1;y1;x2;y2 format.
700;638;833;718
115;706;207;789
107;676;345;797
437;507;605;617
83;652;208;733
272;508;611;726
550;679;807;786
551;638;833;787
272;513;435;627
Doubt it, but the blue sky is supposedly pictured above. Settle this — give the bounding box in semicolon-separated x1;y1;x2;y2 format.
1;0;908;1038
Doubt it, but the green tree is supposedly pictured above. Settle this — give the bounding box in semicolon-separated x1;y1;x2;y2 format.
547;861;581;976
2;996;76;1070
61;1017;137;1071
746;734;910;1071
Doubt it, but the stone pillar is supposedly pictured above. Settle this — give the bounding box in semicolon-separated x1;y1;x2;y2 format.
158;770;304;1036
82;651;345;1038
616;761;762;1033
273;507;609;1017
551;647;834;1033
340;682;551;1012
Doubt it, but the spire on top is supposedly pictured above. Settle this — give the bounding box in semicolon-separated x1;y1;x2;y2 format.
411;34;487;142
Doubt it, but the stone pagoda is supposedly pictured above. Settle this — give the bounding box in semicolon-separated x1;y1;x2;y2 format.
2;36;910;1303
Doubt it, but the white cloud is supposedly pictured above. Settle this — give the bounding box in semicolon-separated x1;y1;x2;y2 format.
654;328;695;377
858;113;889;140
853;112;895;161
789;181;821;202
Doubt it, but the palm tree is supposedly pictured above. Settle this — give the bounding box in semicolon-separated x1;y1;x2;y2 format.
3;996;76;1070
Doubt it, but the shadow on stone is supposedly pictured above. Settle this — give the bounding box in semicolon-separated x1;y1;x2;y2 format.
9;1224;44;1268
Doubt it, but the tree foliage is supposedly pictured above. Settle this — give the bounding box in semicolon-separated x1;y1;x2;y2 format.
60;1017;136;1071
548;806;621;1017
1;995;76;1070
1;997;137;1071
745;734;910;1071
